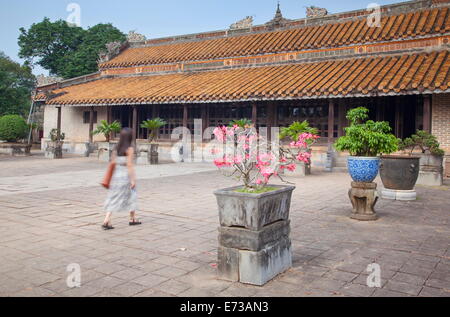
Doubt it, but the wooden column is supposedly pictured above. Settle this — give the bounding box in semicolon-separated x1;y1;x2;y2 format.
376;98;383;122
107;106;112;124
89;106;94;143
423;95;431;133
183;104;188;129
338;102;347;137
328;100;335;143
201;105;209;140
252;103;257;126
153;104;160;140
56;106;62;140
132;106;138;143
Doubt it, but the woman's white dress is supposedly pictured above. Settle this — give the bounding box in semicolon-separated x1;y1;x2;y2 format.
104;156;137;212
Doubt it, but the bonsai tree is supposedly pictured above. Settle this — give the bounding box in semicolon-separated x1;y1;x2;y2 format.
0;115;28;143
92;120;121;142
399;130;445;156
49;128;65;142
140;118;167;143
335;107;398;157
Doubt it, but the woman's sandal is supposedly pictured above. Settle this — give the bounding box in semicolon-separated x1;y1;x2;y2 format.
129;220;142;226
102;223;114;230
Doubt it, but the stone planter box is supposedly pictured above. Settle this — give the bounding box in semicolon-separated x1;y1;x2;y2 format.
0;143;31;156
97;142;116;162
417;153;444;186
380;155;420;201
136;143;159;165
214;185;295;286
45;141;63;159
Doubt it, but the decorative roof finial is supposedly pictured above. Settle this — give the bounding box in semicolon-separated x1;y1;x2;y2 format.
266;1;291;29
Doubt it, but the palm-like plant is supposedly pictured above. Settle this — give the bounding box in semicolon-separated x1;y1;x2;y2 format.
229;118;253;129
92;120;121;142
141;118;167;143
280;121;318;143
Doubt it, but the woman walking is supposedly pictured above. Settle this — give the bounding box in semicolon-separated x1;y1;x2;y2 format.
102;128;141;230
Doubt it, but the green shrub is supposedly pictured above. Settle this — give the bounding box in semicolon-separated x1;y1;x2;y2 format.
279;120;318;142
141;118;167;143
0;115;28;142
92;120;121;142
335;107;398;157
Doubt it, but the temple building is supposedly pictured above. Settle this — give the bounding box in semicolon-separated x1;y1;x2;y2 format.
35;0;450;174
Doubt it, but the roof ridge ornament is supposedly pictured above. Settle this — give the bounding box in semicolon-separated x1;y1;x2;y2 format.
127;30;147;43
36;74;63;87
306;6;328;19
265;1;291;30
230;16;254;30
98;41;127;64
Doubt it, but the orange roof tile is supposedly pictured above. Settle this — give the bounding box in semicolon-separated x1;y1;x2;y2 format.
47;50;450;105
100;7;450;69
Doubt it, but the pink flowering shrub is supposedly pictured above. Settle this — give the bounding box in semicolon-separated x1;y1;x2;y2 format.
212;125;319;190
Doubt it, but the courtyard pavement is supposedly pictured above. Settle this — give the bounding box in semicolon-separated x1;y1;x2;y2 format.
0;152;449;297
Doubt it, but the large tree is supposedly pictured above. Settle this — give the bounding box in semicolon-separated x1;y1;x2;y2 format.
18;18;125;79
0;52;35;117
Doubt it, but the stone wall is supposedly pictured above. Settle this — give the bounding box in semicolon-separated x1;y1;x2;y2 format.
42;106;107;152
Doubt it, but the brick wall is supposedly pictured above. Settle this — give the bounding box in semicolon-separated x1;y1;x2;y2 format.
432;93;450;178
432;94;450;153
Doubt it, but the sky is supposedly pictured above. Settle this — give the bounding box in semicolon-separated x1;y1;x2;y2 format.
0;0;400;76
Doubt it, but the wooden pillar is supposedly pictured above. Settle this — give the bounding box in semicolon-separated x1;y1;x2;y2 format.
328;99;335;143
376;98;383;122
107;106;112;124
132;106;138;143
423;95;431;133
201;105;209;140
183;104;188;129
252;103;257;127
267;103;275;140
338;102;347;137
89;106;94;143
56;106;62;140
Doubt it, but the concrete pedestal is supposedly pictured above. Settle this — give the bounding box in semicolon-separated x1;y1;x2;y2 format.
217;220;292;286
381;188;417;201
348;182;378;221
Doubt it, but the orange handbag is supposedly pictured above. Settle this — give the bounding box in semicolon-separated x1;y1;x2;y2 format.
101;162;116;189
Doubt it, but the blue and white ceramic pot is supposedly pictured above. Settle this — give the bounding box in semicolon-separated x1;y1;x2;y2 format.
347;156;380;183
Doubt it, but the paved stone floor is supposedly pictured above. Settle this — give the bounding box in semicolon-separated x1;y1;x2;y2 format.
0;153;449;297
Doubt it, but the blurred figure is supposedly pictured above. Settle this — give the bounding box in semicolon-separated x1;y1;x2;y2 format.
102;128;141;230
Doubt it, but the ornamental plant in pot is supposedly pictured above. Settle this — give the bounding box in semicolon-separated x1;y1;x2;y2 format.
211;123;318;286
92;120;121;162
279;120;319;176
335;107;398;183
45;128;65;159
140;118;167;165
398;130;445;187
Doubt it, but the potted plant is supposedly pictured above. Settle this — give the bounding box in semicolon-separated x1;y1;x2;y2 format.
92;120;121;161
0;114;31;156
279;120;319;176
335;107;398;183
140;118;167;164
398;130;445;187
212;124;318;286
45;128;65;159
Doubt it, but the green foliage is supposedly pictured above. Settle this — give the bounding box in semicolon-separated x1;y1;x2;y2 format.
0;52;35;116
279;120;318;142
92;120;121;142
0;114;28;142
141;118;167;143
49;128;65;142
335;107;398;157
18;18;125;79
229;118;253;129
399;130;445;156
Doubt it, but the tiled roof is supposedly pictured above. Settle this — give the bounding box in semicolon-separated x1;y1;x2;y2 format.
100;7;450;69
47;50;450;105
